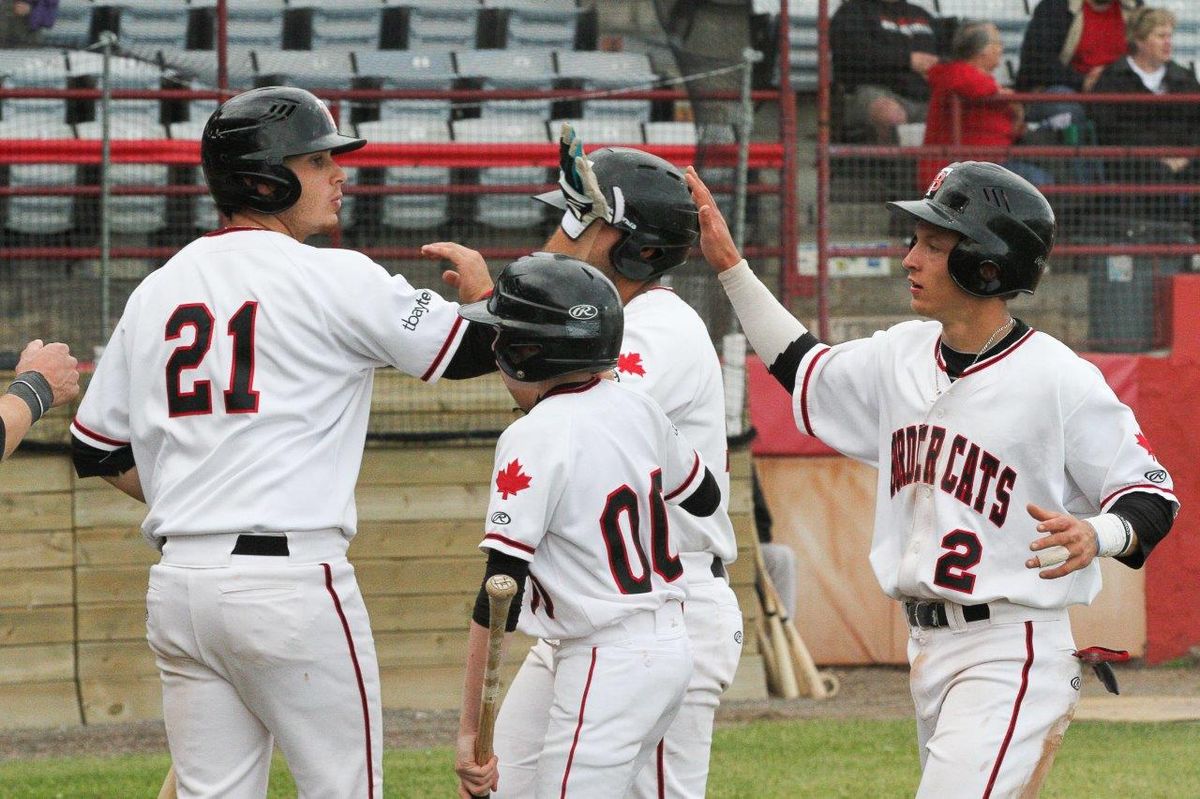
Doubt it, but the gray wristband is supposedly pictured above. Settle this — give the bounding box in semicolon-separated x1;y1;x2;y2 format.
7;371;54;424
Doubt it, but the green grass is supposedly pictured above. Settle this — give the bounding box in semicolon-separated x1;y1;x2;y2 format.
0;720;1196;798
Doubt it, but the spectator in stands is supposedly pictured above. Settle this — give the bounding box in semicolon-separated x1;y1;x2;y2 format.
830;0;939;144
1091;6;1200;222
0;0;57;48
1015;0;1141;128
919;21;1052;190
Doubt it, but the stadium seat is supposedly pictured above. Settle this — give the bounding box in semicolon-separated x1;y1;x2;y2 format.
455;50;555;118
286;1;383;51
0;121;78;235
358;118;452;230
111;1;191;54
42;0;95;49
76;119;170;234
167;119;220;231
69;55;166;124
356;50;456;121
452;116;550;229
156;49;254;121
556;50;656;121
486;0;577;51
549;118;643;145
253;51;355;89
642;120;698;145
405;0;480;51
224;1;288;49
0;52;70;123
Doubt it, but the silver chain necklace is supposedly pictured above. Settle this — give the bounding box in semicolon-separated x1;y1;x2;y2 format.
968;317;1015;370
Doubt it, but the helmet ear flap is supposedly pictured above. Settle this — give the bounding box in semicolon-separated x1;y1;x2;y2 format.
238;164;302;215
609;232;656;282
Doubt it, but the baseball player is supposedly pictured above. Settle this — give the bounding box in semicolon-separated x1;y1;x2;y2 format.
690;161;1178;797
69;86;497;799
453;253;721;799
459;126;742;799
0;339;79;460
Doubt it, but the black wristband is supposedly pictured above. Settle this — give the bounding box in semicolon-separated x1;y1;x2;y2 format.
7;371;53;424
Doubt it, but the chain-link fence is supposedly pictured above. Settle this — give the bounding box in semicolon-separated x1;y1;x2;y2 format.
0;0;793;440
773;0;1200;352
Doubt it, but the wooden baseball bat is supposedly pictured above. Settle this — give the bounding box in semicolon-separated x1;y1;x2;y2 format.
751;538;799;699
157;764;177;799
472;573;519;798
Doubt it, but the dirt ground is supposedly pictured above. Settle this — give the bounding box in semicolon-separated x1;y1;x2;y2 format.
2;662;1197;763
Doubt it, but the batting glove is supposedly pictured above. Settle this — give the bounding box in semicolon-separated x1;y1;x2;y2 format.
556;123;610;237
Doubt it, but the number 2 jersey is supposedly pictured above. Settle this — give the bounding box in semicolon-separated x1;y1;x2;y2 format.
479;377;709;640
70;228;468;542
794;320;1178;609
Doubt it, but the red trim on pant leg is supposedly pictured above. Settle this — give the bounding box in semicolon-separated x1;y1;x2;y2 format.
560;647;598;799
322;563;375;799
657;738;665;799
983;621;1034;799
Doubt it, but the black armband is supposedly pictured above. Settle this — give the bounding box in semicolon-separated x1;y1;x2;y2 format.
443;321;500;380
472;549;529;631
6;371;53;424
72;436;136;478
1110;493;1177;569
768;333;821;394
680;467;721;518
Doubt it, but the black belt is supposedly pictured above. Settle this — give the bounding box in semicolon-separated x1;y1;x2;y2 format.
710;555;726;579
904;600;989;629
231;534;290;556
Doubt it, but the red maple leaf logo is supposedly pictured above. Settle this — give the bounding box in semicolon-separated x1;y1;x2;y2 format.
496;459;532;499
617;352;646;377
1135;432;1157;461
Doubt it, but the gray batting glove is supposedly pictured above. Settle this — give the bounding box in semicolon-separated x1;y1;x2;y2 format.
556;123;610;236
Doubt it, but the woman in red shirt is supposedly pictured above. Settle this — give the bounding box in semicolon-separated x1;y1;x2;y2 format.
918;21;1051;190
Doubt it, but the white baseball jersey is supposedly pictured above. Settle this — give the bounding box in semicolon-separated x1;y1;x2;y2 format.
617;287;736;563
71;228;467;542
480;377;706;641
794;320;1178;607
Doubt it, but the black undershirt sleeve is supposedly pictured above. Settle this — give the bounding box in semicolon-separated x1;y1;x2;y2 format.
679;467;720;517
767;333;822;394
442;321;500;380
472;549;529;631
71;437;136;478
1111;493;1176;569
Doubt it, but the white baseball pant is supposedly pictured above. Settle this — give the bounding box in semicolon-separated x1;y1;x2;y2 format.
494;601;693;799
145;531;382;799
907;601;1081;799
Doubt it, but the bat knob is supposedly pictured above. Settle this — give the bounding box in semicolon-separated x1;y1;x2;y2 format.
486;574;519;599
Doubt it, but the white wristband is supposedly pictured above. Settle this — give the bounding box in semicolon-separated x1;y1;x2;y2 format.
1088;513;1133;558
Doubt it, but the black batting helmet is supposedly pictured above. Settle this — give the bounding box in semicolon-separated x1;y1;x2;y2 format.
458;253;624;381
535;148;699;282
201;86;366;216
888;161;1056;297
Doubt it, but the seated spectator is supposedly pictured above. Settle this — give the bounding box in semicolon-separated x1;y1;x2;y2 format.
831;0;938;144
919;21;1052;190
0;0;56;48
1091;6;1200;222
1016;0;1141;128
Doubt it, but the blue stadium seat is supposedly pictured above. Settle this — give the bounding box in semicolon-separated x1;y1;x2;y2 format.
452;116;550;229
69;54;166;123
0;120;77;234
486;0;577;51
224;1;288;49
556;50;656;121
253;51;356;89
156;49;255;120
355;50;455;121
112;1;191;54
167;119;220;230
549;118;643;145
455;50;555;117
76;119;170;234
0;52;70;124
358;118;452;230
306;2;384;51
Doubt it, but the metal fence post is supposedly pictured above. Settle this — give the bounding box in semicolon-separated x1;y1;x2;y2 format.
98;30;116;338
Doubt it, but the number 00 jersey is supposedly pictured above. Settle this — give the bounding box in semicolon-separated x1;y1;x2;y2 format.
480;378;708;641
71;228;467;542
794;320;1178;609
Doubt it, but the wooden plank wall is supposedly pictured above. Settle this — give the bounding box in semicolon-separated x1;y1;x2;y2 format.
0;433;764;730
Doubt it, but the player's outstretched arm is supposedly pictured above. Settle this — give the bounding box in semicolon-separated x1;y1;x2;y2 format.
422;242;494;304
2;340;81;460
686;167;817;394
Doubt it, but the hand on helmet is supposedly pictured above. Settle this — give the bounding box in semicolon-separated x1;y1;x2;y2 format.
556;124;610;236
